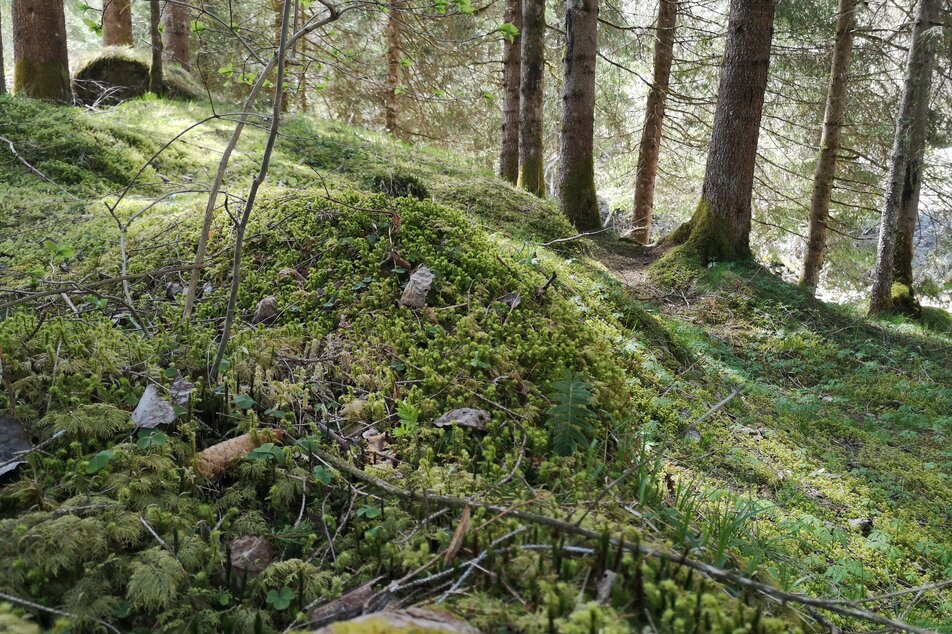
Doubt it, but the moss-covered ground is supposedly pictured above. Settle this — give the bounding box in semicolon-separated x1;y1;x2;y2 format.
0;96;950;633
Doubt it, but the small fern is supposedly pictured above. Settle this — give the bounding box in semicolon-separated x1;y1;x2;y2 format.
545;370;597;456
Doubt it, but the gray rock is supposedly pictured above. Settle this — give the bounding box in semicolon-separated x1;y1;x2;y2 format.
400;267;435;309
229;536;273;578
433;408;489;430
252;296;280;324
0;416;32;477
131;384;177;429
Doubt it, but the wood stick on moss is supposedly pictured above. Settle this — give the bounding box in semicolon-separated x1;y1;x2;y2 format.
183;1;342;319
0;590;122;634
310;446;943;634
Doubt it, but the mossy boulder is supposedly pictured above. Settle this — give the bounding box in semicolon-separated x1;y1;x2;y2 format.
72;47;203;106
73;47;150;106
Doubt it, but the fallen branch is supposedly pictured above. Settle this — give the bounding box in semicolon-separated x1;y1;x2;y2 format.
309;445;941;634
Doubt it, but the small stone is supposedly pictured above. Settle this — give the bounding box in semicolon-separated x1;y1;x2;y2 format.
596;570;618;606
170;377;194;407
848;517;874;535
277;267;306;285
229;536;273;578
400;266;435;309
132;384;177;429
252;296;280;324
0;416;33;477
433;408;490;430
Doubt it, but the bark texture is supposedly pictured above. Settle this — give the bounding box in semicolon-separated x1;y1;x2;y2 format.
163;0;190;67
272;0;290;112
103;0;133;46
672;0;775;263
631;0;677;244
498;0;522;184
558;0;600;230
12;0;71;102
868;0;936;316
385;0;403;133
518;0;546;197
0;8;6;95
800;0;857;291
148;0;164;94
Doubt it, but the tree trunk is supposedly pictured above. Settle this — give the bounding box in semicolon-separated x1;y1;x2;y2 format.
148;0;164;94
669;0;775;263
558;0;600;230
272;0;290;112
0;8;7;96
297;2;308;112
385;0;403;133
163;0;190;67
800;0;857;291
518;0;546;196
12;0;71;102
631;0;677;244
103;0;133;46
868;0;936;316
498;0;522;184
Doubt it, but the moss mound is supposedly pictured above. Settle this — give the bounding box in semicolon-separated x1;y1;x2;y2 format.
73;47;150;106
2;100;952;633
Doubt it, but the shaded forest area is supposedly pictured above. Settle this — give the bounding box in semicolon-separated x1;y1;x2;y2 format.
0;0;951;632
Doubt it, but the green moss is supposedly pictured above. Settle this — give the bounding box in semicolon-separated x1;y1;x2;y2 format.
2;99;952;634
13;59;71;102
889;282;922;318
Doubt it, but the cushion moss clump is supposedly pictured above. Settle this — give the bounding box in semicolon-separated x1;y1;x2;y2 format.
72;47;150;106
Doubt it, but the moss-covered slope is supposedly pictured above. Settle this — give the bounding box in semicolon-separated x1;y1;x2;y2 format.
0;97;950;633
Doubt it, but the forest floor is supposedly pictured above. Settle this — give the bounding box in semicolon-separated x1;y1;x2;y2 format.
0;97;951;634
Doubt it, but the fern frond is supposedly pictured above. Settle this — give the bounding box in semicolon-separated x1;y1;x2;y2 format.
545;369;597;456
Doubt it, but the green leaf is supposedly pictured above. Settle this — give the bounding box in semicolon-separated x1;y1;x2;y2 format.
264;407;286;420
498;22;520;42
112;599;131;619
189;19;208;34
86;450;115;474
164;367;179;379
266;586;295;610
357;504;382;519
234;394;254;410
218;63;234;77
312;466;333;485
136;429;169;450
247;443;284;464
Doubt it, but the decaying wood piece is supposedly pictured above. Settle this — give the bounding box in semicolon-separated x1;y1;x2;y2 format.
309;577;389;628
195;429;284;478
312;607;480;633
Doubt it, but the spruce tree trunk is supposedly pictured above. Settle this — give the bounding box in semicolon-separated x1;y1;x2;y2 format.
631;0;677;244
148;0;164;94
868;0;936;316
498;0;522;184
558;0;600;230
12;0;71;102
518;0;545;197
103;0;133;46
0;8;7;96
385;0;403;133
669;0;775;263
800;0;857;291
274;0;289;112
163;0;190;66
